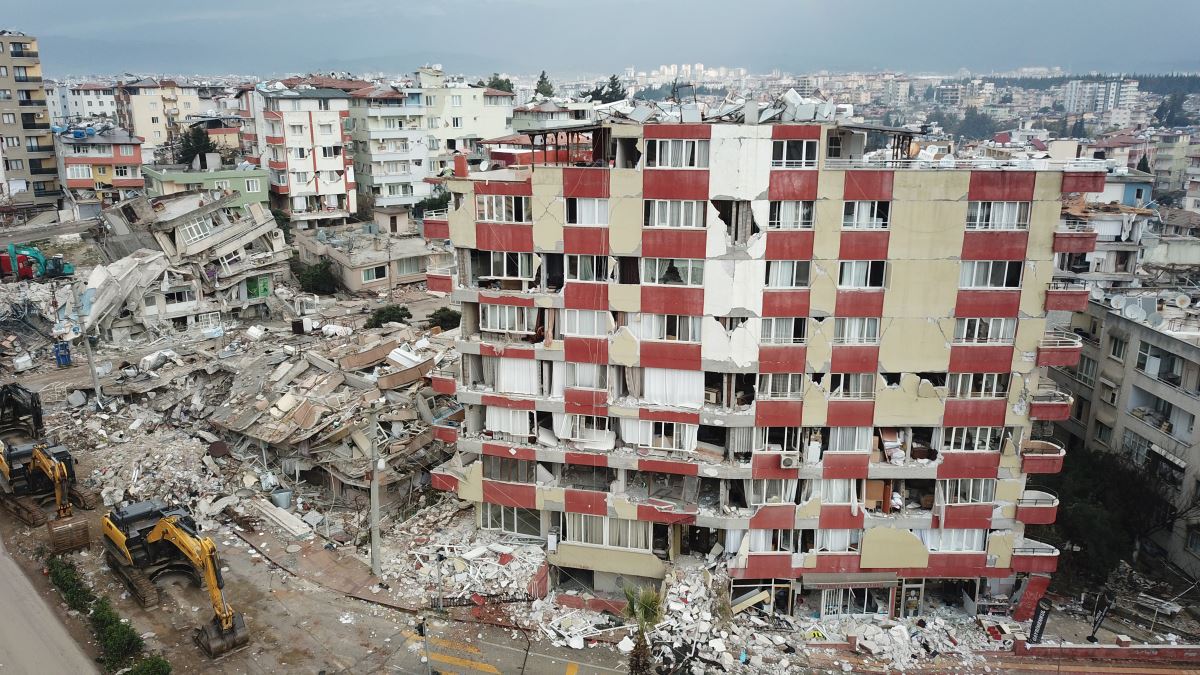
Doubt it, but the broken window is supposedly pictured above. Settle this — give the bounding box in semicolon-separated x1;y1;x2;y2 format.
475;194;532;223
566;197;609;226
712;199;759;245
641;257;704;286
827;427;872;453
479;303;536;333
966;201;1030;230
760;317;806;345
838;260;887;288
645;138;710;168
566;254;608;282
561;513;651;551
482;456;538;483
768;200;814;229
946;373;1010;399
566;363;608;389
644;199;706;228
771;139;818;168
162;288;196;304
563;309;609;337
757;373;804;400
914;528;985;552
959;260;1022;289
843;200;890;229
915;372;947;387
833;317;880;345
484;251;534;279
565;414;610;442
939;478;996;504
482;503;541;537
614;137;641;169
953;318;1016;344
765;260;810;288
748;478;799;506
829;373;875;399
616;257;641;284
754;427;802;454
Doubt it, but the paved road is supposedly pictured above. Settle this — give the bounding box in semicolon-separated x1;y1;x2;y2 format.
0;536;96;673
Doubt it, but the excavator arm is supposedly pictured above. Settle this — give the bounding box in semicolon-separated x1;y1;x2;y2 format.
29;445;71;519
146;516;237;632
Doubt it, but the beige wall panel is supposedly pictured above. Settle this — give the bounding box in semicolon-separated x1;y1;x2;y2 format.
860;528;930;568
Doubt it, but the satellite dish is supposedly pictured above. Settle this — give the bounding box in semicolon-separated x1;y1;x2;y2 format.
1089;287;1106;301
1124;305;1147;322
1174;294;1191;309
1148;312;1165;328
1110;296;1127;309
478;160;491;172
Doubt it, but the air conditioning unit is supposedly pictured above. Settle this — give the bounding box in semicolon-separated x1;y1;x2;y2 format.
779;454;801;469
703;388;720;404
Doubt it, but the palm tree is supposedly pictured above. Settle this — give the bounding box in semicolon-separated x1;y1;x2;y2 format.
622;584;662;675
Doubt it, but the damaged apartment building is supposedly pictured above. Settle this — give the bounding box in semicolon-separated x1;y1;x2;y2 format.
87;189;290;340
428;94;1109;621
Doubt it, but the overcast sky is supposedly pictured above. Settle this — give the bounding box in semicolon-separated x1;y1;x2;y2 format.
9;0;1199;79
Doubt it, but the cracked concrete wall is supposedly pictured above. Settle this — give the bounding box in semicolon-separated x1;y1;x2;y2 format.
456;460;483;502
549;542;667;578
879;318;953;373
609;168;642;255
860;527;929;568
609;283;641;312
447;179;476;248
707;125;773;258
700;316;760;366
1011;317;1046;374
987;530;1015;568
808;265;838;320
532;167;564;252
703;258;765;316
610;327;639;366
875;373;947;426
801;378;828;426
813;171;844;259
806;317;834;371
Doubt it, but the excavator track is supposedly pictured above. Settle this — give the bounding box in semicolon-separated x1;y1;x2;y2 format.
69;486;100;510
105;552;159;607
1;494;47;526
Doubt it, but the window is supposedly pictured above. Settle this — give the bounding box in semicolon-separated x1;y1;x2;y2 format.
842;201;890;229
953;318;1016;344
644;199;706;228
828;427;872;452
833;317;880;345
1109;337;1127;361
113;165;134;178
321;146;342;158
317;99;330;111
245;179;261;193
1095;422;1113;446
1123;429;1151;464
940;478;995;504
771;139;818;168
564;309;609;337
916;528;985;552
362;265;388;282
767;200;814;229
566;197;609;226
162;288;196;304
760;317;806;344
291;147;308;159
748;479;795;506
1188;529;1200;555
632;313;701;342
3;159;21;170
482;503;541;536
150;116;160;124
765;260;810;288
424;95;436;106
966;201;1030;230
562;414;609;442
562;514;650;551
3;137;18;148
0;113;13;124
485;251;533;278
480;304;536;333
838;260;886;288
213;179;230;190
1075;355;1097;387
816;529;861;552
641;258;703;286
319;123;333;135
758;373;804;399
627;420;695;451
427;118;438;129
942;427;1004;452
1100;382;1118;406
566;363;607;389
959;260;1022;289
153;131;162;139
119;144;133;156
947;373;1009;398
451;117;463;128
645;138;710;168
475;194;532;222
179;217;212;244
66;165;92;180
829;373;875;399
451;95;462;107
288;124;304;135
0;91;11;101
566;254;608;281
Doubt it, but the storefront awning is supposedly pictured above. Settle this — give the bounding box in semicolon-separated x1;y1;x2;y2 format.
800;572;897;590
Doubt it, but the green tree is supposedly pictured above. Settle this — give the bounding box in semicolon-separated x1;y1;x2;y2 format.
535;70;554;97
296;259;339;294
622;585;662;675
922;84;935;101
365;304;412;328
129;655;172;675
482;73;514;93
1154;92;1192;127
999;92;1013;104
1070;119;1086;138
955;107;999;140
1137;154;1151;173
178;126;218;165
416;187;450;215
427;307;461;331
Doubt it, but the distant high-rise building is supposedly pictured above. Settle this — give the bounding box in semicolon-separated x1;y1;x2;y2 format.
1062;79;1138;115
0;29;60;213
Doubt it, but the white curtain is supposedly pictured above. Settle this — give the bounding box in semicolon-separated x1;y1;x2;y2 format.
643;368;704;409
552;412;571;439
619;418;652;446
486;407;531;436
626;313;654;340
818;529;852;552
748;529;773;553
726;529;746;556
680;423;698;452
727;428;755;458
495;357;538;395
550;362;565;398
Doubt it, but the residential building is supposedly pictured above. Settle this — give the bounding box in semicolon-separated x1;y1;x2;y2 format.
1152;131;1192;193
62;82;117;122
1063;79;1139;115
1187;145;1200;213
348;83;431;208
143;154;269;208
294;221;429;293
414;67;514;175
182;115;242;152
511;99;594;134
1052;169;1157;290
115;77;202;156
427;111;1108;621
0;30;60;213
53;124;144;219
238;82;357;228
94;190;291;340
1049;295;1200;577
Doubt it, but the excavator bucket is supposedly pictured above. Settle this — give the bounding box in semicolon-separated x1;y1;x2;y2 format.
47;517;90;554
195;612;249;658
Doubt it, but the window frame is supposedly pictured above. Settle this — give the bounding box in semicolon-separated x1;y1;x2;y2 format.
833;317;880;345
770;139;818;168
842;200;891;230
953;317;1017;345
645;138;710;169
767;200;815;229
838;260;887;289
765;260;810;289
946;373;1010;398
641;257;704;286
566;197;609;226
966;201;1030;230
759;317;806;345
958;260;1023;289
757;373;805;400
643;199;707;229
565;254;609;282
829;373;875;399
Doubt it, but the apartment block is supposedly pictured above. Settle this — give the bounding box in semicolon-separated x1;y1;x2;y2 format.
0;30;59;212
1054;170;1155;290
59;82;117;122
414;68;513;175
115;77;202;156
53;125;144;219
349;83;431;208
1049;294;1200;577
143;158;268;209
428;114;1107;620
237;83;357;228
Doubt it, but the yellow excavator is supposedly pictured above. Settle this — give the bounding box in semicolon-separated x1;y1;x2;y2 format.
28;444;91;553
102;499;250;657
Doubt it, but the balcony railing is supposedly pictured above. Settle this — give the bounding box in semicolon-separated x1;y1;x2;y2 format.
1059;220;1095;233
17;99;45;107
24;145;53;153
14;75;43;83
1012;538;1060;556
823;157;1108;171
1016;488;1059;507
33;189;62;198
22;122;50;130
9;50;39;58
1039;329;1082;349
423;209;449;220
29;167;56;175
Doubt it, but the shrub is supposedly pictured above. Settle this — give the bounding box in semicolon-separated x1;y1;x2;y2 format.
427;307;461;331
296;259;339;294
129;656;172;675
92;598;144;668
365;304;412;328
48;558;94;612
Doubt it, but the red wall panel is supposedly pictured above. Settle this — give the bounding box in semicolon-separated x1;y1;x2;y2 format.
942;399;1008;427
475;222;534;251
474;180;533;196
562;167;610;198
563;225;609;255
641;286;704;315
645;124;712;139
758;345;807;374
836;290;886;317
767;171;819;200
826;400;875;426
563;336;609;364
843;170;893;201
641;341;701;370
961;231;1029;261
764;230;815;260
771;125;822;140
755;399;804;427
482;481;537;508
955;290;1021;317
564;281;608;310
822;452;870;479
564;489;608;516
830;345;879;373
642;228;707;259
643;169;709;200
968;171;1035;201
762;290;811;317
948;345;1015;372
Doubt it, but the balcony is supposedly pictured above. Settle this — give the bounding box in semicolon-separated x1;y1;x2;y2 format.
21;122;50;130
9;50;38;58
426;266;454;294
1044;281;1090;311
822;157;1108;172
1011;538;1060;573
1015;489;1059;524
29;167;56;175
17;99;45;107
33;189;62;198
430;369;457;395
1054;221;1099;254
24;145;53;154
1020;438;1066;474
14;75;43;83
1029;385;1072;421
1037;329;1083;367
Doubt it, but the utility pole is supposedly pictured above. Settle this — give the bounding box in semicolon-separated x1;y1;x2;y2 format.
369;407;382;577
69;281;103;407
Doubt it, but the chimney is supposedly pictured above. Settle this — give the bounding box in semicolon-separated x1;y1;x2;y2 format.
453;153;468;178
